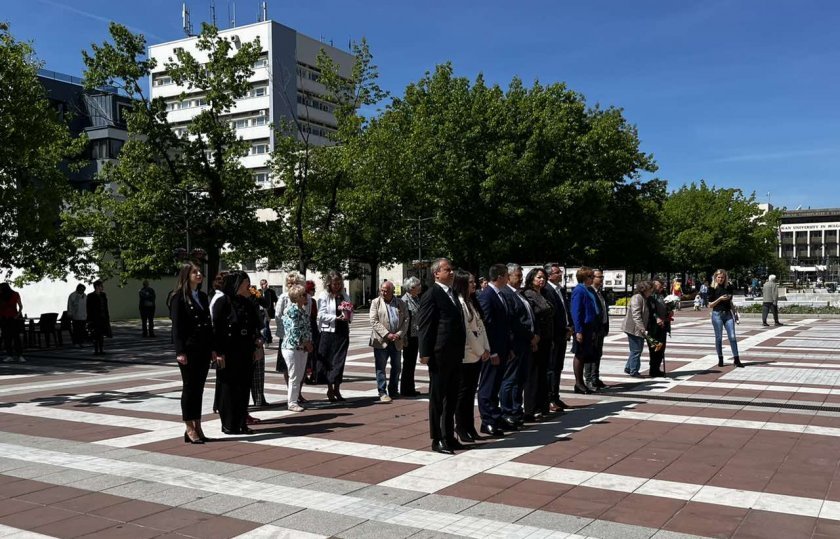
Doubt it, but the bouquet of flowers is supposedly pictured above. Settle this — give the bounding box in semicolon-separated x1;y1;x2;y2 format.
645;333;665;352
664;294;681;321
339;301;354;323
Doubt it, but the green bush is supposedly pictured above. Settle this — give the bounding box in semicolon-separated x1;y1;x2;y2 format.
615;297;629;307
739;304;840;314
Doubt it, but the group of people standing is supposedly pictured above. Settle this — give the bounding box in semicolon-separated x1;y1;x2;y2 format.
412;258;610;455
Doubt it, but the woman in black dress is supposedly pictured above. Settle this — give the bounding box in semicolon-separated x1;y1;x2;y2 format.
212;271;264;434
86;280;111;355
170;263;216;444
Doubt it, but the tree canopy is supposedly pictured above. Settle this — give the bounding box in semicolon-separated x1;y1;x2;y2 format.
660;180;782;275
0;22;88;283
67;22;263;284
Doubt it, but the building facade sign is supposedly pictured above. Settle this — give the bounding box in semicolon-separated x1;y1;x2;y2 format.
780;222;840;232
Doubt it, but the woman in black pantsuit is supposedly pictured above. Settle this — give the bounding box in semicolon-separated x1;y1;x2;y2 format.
212;271;264;435
522;268;554;420
171;262;216;444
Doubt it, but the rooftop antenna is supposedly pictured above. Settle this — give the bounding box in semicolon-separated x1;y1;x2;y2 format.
261;1;268;22
228;1;236;27
182;2;193;36
210;0;216;27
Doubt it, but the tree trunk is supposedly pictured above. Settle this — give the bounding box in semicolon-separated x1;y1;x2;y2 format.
367;260;380;305
206;245;221;295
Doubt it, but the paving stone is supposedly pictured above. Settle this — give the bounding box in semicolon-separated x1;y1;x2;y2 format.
36;468;99;485
349;485;427;506
579;519;658;539
136;484;208;506
459;501;534;523
223;501;303;524
3;463;66;479
406;494;480;514
261;471;322;488
514;509;593;533
337;520;422;539
103;479;172;499
651;530;708;539
181;493;256;515
305;477;368;495
270;508;366;536
67;474;135;492
224;467;286;482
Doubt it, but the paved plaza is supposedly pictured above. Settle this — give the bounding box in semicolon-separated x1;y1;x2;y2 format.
1;310;840;538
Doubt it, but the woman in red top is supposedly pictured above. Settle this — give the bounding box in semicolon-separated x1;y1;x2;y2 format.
0;283;24;363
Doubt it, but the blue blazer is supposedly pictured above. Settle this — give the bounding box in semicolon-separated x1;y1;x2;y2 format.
478;285;511;359
570;283;598;333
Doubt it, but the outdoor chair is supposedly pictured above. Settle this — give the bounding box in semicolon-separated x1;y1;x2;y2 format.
32;313;60;348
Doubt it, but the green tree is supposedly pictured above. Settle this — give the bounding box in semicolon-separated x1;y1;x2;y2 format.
368;64;658;273
660;180;782;275
68;23;262;284
0;22;88;283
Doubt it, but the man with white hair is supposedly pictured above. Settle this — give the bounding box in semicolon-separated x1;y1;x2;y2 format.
761;275;782;327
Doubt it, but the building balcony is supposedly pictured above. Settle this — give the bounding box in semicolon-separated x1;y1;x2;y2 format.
242;153;271;169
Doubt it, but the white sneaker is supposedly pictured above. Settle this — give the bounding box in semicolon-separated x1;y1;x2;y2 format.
16;356;26;363
380;394;392;403
288;403;304;412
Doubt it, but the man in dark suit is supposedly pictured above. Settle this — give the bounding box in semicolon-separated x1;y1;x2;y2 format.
585;269;610;390
499;264;538;429
418;257;467;454
476;264;513;437
545;263;571;411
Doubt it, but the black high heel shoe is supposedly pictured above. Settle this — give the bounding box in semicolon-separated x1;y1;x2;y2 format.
573;384;593;395
184;432;205;444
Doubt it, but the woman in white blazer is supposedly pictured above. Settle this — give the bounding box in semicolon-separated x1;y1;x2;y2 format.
317;270;351;402
453;270;490;443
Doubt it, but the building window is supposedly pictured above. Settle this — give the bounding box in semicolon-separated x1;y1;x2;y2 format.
253;171;269;184
154;75;173;87
251;143;269;155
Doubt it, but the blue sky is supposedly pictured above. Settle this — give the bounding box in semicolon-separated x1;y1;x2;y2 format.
7;0;840;209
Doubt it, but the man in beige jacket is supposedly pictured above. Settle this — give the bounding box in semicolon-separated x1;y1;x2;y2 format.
370;281;409;402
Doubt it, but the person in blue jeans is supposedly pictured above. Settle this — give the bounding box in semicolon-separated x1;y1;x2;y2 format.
708;269;742;368
369;281;408;402
621;281;652;377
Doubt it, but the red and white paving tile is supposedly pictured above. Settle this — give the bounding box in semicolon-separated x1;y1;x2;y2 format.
1;310;840;538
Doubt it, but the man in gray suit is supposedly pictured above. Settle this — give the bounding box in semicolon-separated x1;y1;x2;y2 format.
762;275;782;327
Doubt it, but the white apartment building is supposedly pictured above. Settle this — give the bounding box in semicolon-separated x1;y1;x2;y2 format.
148;20;355;189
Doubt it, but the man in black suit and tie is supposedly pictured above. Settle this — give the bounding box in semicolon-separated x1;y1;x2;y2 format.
545;263;571;411
418;258;467;454
476;264;513;437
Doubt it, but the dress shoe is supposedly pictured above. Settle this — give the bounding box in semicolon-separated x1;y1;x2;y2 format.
221;427;239;435
456;429;475;443
593;379;606;389
549;402;562;413
240;427;256;435
446;438;467;450
762;323;770;327
432;440;454;455
184;432;204;444
573;384;593;394
522;414;539;423
468;427;481;440
197;433;213;442
480;424;505;437
326;388;337;402
334;390;346;402
500;416;520;430
774;322;784;326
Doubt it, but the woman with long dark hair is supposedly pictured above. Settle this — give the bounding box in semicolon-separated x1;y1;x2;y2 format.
317;270;351;402
522;267;554;420
170;263;216;443
453;270;490;443
212;271;264;434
